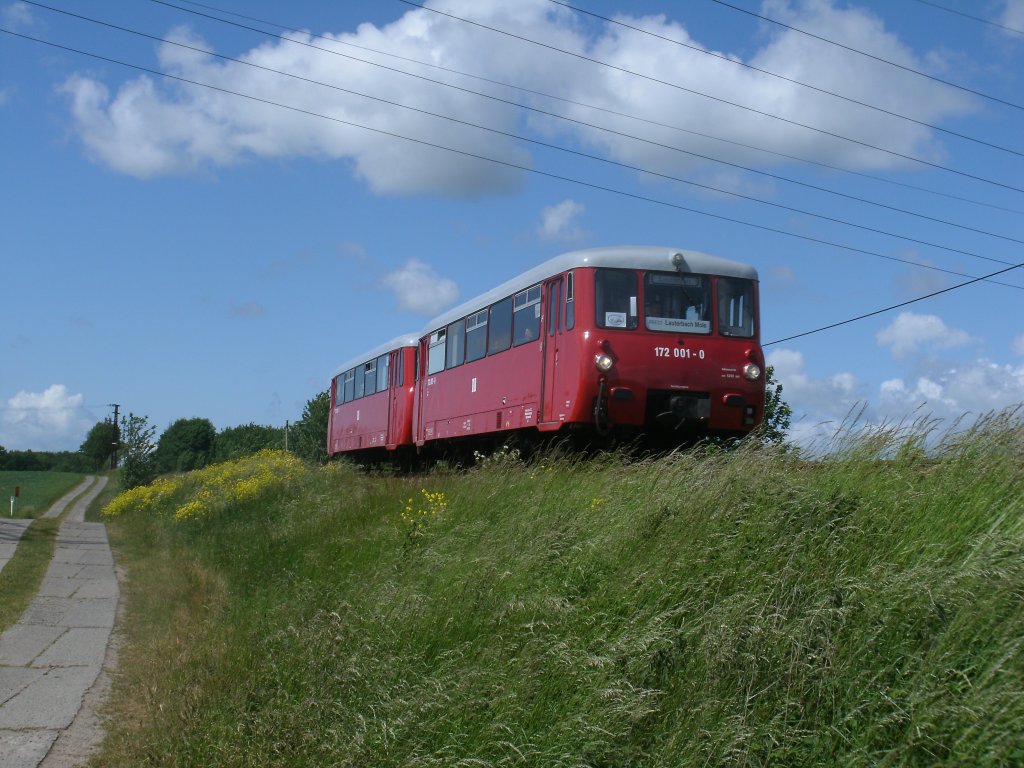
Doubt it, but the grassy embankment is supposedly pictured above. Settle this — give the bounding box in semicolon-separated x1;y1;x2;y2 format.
97;413;1023;766
0;471;87;631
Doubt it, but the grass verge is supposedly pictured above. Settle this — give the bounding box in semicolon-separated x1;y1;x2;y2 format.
96;415;1024;766
0;517;61;632
85;471;122;523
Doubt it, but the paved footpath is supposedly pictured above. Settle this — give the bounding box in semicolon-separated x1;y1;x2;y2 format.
0;476;116;768
0;479;95;576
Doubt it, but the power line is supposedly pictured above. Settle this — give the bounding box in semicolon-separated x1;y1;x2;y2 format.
548;0;1024;159
905;0;1024;37
23;2;1023;264
0;403;108;412
765;261;1024;345
396;0;1024;194
154;0;1024;216
4;26;1021;293
705;0;1024;111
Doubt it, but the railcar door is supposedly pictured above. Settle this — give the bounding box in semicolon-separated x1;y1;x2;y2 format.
387;348;403;448
414;340;428;445
541;276;564;424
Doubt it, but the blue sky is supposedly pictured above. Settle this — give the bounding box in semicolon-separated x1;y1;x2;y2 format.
1;0;1022;450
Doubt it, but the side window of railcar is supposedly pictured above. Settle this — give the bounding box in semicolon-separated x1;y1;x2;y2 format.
595;269;638;329
428;329;447;375
547;280;560;337
465;310;488;363
565;271;575;330
717;277;756;337
377;354;389;392
343;369;355;403
354;364;366;399
446;319;466;369
488;297;514;355
644;272;711;334
395;351;404;388
364;360;377;396
513;284;541;346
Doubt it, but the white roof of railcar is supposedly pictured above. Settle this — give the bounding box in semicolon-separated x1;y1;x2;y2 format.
332;333;419;378
423;245;758;333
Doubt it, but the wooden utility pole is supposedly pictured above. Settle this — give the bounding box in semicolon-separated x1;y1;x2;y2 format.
109;403;120;470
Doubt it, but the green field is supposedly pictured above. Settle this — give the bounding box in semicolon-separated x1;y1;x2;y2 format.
0;471;84;519
96;414;1023;766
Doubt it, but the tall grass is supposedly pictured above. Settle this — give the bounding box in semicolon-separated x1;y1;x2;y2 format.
97;414;1024;766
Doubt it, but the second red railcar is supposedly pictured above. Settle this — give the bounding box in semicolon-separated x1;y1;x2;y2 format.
327;334;419;457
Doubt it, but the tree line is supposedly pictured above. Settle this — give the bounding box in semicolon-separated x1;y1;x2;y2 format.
2;369;791;488
0;391;331;488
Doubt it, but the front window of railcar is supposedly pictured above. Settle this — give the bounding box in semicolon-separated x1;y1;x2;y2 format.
595;269;638;329
644;272;711;334
717;277;756;338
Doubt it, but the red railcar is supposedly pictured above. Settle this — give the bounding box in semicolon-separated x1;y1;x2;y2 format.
327;334;418;457
413;246;765;450
328;246;765;460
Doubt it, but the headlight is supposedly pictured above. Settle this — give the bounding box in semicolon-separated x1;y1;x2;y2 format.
743;363;762;381
595;353;614;372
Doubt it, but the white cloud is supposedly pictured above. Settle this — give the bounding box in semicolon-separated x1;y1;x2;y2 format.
879;361;1024;421
875;312;974;359
58;0;974;193
558;0;972;178
770;346;1024;449
538;199;587;241
998;0;1024;34
767;348;865;445
2;2;33;31
772;305;1024;448
0;384;94;451
380;258;458;316
59;11;540;192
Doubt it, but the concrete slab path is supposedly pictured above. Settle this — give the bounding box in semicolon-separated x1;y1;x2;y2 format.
39;479;96;521
0;475;116;768
0;477;95;575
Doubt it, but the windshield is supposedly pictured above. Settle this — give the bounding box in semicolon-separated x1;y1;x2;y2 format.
595;269;639;329
717;277;756;337
644;272;712;334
